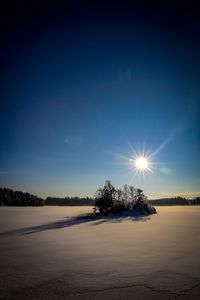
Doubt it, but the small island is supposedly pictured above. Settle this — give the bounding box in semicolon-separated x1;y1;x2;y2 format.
94;180;157;215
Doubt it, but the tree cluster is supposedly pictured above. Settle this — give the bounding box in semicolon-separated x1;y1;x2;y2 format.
0;187;44;206
94;180;156;215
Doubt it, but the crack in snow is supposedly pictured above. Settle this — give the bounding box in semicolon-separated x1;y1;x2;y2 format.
180;282;200;293
68;283;183;297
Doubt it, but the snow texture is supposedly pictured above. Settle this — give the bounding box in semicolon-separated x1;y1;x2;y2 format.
0;206;200;299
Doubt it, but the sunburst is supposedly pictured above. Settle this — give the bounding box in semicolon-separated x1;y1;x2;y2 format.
129;153;154;175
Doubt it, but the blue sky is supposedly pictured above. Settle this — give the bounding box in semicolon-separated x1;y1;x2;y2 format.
1;3;200;198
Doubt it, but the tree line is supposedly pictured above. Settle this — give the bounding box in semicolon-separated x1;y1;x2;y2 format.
0;187;44;206
45;196;94;206
149;196;200;206
0;187;94;206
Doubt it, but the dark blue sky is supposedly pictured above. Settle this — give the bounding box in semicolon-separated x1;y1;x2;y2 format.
1;2;200;198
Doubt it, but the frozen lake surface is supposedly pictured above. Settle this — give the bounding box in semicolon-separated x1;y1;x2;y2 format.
0;206;200;299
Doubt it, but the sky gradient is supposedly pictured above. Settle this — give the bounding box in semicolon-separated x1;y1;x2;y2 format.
1;2;200;198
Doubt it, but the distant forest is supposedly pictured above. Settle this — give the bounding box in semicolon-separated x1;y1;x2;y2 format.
0;187;200;206
149;197;200;206
45;196;94;206
0;187;44;206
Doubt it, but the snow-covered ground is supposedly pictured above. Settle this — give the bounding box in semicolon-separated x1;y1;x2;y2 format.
0;206;200;299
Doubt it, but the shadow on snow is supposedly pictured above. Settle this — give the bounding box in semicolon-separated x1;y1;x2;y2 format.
0;212;151;236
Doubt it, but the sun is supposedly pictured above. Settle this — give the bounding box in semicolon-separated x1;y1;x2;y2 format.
116;148;155;176
134;156;149;171
129;153;153;175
